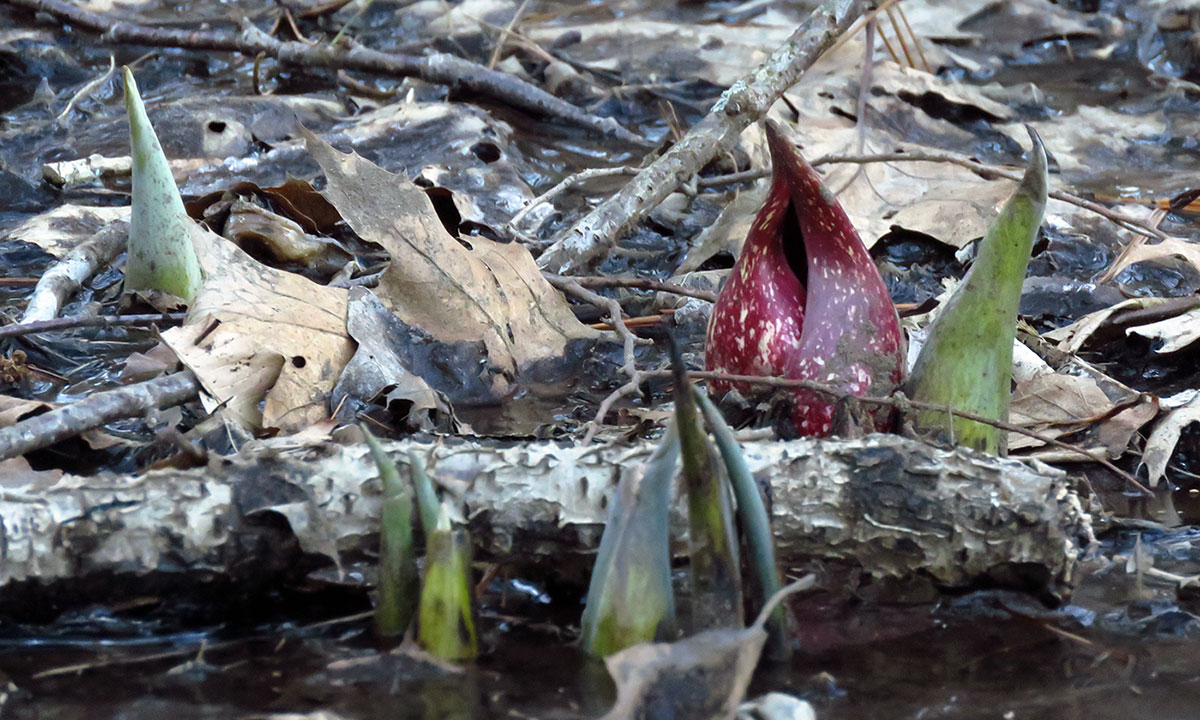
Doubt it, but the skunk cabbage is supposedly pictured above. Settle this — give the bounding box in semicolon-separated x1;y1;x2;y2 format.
581;423;679;657
906;127;1048;454
706;121;903;435
362;426;418;639
122;67;203;301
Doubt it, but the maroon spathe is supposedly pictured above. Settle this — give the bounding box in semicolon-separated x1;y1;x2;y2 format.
705;121;903;436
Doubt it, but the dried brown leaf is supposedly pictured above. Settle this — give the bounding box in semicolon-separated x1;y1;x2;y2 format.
303;129;595;399
162;224;353;432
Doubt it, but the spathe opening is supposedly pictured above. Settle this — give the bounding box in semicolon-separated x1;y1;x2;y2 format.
780;199;808;291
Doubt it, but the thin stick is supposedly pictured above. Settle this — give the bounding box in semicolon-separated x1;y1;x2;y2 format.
55;53;115;125
664;369;1151;496
487;0;531;70
544;275;646;444
0;313;186;340
895;4;930;73
557;275;719;302
21;221;129;323
885;6;916;69
0;371;202;461
508;167;637;229
875;16;902;64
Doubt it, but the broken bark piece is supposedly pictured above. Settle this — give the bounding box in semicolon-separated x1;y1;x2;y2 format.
0;434;1093;606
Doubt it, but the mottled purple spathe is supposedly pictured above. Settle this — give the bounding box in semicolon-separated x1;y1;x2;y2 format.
705;121;903;436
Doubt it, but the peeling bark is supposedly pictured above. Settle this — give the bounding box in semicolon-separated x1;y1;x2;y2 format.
0;434;1093;602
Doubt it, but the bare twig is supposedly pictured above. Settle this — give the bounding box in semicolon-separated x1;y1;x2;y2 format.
21;221;128;323
55;53;115;126
0;312;185;340
0;370;202;461
534;0;867;274
694;150;1169;243
559;275;718;303
508;166;637;229
487;0;531;70
3;0;645;144
893;4;929;73
543;274;648;444
664;369;1150;495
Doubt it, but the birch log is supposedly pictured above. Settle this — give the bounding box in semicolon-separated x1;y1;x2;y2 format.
0;434;1093;599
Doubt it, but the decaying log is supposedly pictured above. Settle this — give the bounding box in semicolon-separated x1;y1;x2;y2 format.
0;434;1093;600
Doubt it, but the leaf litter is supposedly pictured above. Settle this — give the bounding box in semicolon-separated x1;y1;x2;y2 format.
7;0;1200;715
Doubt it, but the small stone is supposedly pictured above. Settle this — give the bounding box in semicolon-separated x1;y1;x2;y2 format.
737;692;817;720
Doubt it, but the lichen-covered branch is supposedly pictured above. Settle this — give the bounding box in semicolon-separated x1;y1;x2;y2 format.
0;371;201;460
535;0;867;274
0;434;1093;601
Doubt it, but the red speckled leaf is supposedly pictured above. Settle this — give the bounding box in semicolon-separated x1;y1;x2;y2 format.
706;121;903;436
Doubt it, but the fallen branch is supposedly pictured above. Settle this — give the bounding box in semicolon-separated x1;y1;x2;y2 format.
0;433;1093;605
0;312;185;340
0;370;201;460
4;0;645;145
560;275;719;303
534;0;867;274
19;221;127;323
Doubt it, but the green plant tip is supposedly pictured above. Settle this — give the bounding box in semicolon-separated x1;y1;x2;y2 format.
123;66;203;301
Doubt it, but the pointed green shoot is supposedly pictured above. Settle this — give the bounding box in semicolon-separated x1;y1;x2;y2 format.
417;507;478;661
670;336;742;633
362;425;418;639
580;422;679;657
695;389;790;660
122;67;203;301
906;127;1048;455
407;450;440;533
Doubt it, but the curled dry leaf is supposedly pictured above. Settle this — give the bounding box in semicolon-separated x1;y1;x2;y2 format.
1007;373;1158;461
1127;307;1200;354
1102;236;1200;286
1142;391;1200;488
